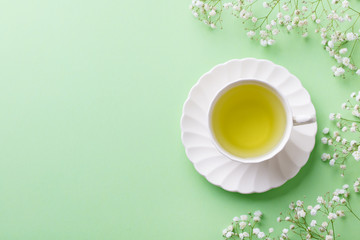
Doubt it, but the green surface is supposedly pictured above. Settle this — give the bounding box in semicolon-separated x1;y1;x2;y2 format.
0;1;360;239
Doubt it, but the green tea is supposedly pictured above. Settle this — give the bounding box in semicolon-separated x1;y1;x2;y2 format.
211;83;286;158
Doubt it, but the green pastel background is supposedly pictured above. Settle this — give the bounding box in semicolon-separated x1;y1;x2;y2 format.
0;0;360;239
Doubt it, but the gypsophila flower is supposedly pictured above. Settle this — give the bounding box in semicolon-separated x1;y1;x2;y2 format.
247;31;256;38
260;39;268;46
342;57;350;66
267;39;275;45
334;67;345;76
339;48;348;54
332;195;340;202
354;179;360;192
329;113;335;120
337;210;345;217
342;0;349;8
330;159;335;166
258;232;265;238
297;209;306;218
239;221;247;229
233;216;240;222
326;235;333;240
310;208;317;216
328;212;337;220
310;220;317;227
225;231;233;238
323;128;330;134
254;210;262;217
209;9;216;16
352;151;360;161
346;32;357;41
321;153;331;161
317;196;324;204
240;215;248;221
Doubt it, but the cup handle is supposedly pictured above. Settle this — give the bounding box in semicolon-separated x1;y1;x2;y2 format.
293;115;316;126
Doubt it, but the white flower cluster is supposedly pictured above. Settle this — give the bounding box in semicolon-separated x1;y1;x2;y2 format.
190;0;222;28
275;182;359;239
222;179;360;239
222;210;275;239
190;0;360;77
322;91;360;175
354;177;360;192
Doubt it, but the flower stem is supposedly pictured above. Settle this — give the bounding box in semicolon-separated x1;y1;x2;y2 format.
340;117;360;123
331;220;336;240
346;205;360;221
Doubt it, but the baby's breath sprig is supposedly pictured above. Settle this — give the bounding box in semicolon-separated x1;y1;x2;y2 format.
222;210;276;239
321;91;360;176
189;0;360;77
277;181;360;240
222;177;360;239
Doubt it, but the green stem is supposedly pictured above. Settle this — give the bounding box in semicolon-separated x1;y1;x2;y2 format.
349;39;358;59
349;6;360;14
331;220;336;240
346;205;360;221
254;0;280;30
340;117;360;123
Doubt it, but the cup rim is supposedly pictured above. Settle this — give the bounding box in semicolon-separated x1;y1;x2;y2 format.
208;79;293;164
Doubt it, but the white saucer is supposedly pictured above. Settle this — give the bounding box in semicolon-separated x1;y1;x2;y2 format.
180;58;317;194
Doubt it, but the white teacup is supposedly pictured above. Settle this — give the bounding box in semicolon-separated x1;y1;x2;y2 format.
208;79;316;164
